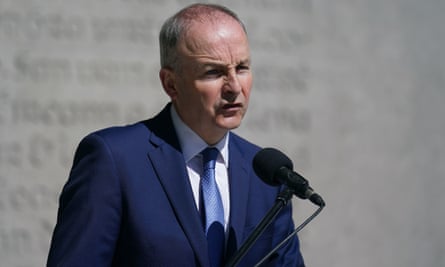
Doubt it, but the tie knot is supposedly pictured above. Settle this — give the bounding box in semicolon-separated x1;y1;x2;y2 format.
202;147;219;170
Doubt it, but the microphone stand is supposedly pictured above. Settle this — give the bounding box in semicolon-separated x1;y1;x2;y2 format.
224;187;295;267
254;204;324;267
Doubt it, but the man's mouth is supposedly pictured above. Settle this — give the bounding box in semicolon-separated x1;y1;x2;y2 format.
222;103;243;110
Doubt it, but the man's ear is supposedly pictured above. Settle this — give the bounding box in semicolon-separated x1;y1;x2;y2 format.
159;68;178;100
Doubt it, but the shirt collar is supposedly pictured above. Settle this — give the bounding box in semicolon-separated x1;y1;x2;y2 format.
170;105;230;167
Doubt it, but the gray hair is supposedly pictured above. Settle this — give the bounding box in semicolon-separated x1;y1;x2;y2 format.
159;3;247;70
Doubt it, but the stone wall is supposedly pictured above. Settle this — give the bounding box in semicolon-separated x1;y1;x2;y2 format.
1;0;444;266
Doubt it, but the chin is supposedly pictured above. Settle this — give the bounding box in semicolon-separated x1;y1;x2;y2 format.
217;117;243;130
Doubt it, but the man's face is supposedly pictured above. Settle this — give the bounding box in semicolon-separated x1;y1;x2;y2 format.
162;18;252;144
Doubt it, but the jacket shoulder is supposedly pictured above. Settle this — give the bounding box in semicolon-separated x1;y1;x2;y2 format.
91;120;149;140
229;132;262;159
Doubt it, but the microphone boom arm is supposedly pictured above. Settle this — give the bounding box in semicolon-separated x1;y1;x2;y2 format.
254;204;325;267
224;187;295;267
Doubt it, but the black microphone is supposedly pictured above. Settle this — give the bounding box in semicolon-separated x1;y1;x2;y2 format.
253;148;325;207
225;148;325;267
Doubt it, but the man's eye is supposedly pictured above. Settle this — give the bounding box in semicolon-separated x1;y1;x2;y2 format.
204;69;222;77
236;65;250;73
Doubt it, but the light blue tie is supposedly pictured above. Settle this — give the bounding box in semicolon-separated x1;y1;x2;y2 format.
201;147;225;267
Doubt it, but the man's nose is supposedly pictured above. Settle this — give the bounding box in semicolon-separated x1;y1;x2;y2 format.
223;71;242;101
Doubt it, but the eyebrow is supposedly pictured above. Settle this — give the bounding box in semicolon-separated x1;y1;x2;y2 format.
200;58;251;68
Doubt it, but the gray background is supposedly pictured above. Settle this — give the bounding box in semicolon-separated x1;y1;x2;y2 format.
1;0;444;266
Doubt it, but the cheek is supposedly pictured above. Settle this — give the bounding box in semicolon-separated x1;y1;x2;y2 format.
241;75;253;97
178;81;207;104
195;81;223;101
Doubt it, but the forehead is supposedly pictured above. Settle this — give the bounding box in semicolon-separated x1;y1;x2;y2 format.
178;18;250;63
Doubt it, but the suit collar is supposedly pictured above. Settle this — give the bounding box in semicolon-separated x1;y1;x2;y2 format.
143;103;181;151
226;135;251;256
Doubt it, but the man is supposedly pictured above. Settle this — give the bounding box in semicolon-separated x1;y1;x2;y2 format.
47;3;305;267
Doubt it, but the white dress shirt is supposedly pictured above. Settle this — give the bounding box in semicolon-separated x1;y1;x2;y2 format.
170;106;231;231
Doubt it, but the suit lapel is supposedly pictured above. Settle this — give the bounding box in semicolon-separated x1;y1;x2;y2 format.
143;105;209;267
227;136;251;254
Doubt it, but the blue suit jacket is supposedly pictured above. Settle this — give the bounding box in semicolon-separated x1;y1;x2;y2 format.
47;104;305;267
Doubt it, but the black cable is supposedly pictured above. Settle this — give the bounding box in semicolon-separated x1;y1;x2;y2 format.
224;188;295;267
254;205;325;267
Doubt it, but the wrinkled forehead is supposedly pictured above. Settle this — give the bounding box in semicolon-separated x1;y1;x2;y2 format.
176;5;245;31
181;17;247;48
179;21;249;60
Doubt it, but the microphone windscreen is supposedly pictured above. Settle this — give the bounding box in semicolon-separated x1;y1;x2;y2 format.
252;148;293;186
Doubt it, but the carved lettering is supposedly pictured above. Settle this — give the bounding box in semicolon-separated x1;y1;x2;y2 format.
11;99;120;126
91;17;155;44
251;29;311;51
28;134;55;169
0;183;59;212
0;1;317;266
254;66;309;92
75;59;152;85
0;227;32;255
13;53;72;83
245;108;311;133
0;142;23;168
0;91;10;124
0;11;86;41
